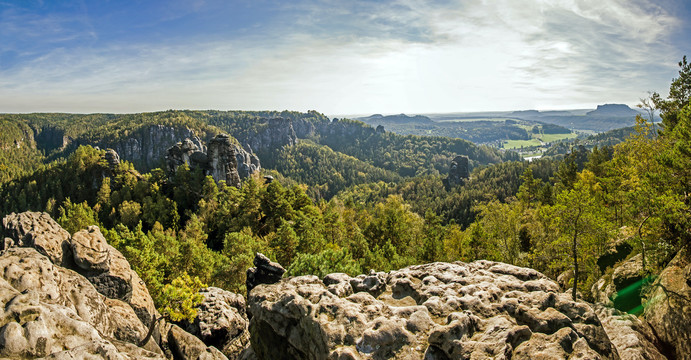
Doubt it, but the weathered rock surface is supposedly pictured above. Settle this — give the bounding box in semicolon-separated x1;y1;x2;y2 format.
1;212;228;359
245;253;285;297
166;134;260;187
187;287;250;359
71;225;158;324
244;118;297;154
643;247;691;360
591;254;646;313
443;155;470;190
167;324;228;360
247;261;619;359
2;212;72;266
108;124;205;171
595;305;665;360
0;247;164;359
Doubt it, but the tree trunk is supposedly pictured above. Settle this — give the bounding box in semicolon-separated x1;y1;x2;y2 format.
572;210;581;300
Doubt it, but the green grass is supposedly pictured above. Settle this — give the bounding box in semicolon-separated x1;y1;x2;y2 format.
539;133;577;142
503;139;542;149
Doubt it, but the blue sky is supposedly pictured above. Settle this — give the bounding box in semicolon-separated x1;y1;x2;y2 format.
1;0;689;114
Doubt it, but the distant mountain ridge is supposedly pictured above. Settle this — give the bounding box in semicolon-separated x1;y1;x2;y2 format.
357;113;434;125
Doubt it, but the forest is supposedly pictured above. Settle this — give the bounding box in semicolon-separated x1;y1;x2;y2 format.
0;57;689;318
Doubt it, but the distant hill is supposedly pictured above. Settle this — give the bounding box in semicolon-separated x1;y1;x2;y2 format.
586;104;640;117
357;113;434;125
508;104;642;132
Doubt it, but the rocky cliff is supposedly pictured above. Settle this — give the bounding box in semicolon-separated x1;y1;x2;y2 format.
166;134;260;187
105;125;206;171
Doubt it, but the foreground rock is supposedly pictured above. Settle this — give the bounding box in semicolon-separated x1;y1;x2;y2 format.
247;261;619;359
595;305;665;360
0;246;164;358
643;247;691;360
1;212;227;359
186;287;251;359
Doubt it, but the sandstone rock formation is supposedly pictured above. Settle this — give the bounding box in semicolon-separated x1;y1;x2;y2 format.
247;261;619;359
1;212;228;359
108;124;205;171
595;305;665;360
245;253;285;297
244;118;297;154
443;155;470;190
643;247;691;360
186;287;251;359
166;134;260;188
0;246;164;359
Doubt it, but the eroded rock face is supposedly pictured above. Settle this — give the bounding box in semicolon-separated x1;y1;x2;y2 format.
246;253;285;297
2;212;72;266
1;211;229;359
166;134;260;188
0;247;164;359
187;287;250;359
247;261;618;360
109;124;204;171
595;305;665;360
643;247;691;360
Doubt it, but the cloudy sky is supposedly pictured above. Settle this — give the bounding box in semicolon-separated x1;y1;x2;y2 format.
1;0;689;114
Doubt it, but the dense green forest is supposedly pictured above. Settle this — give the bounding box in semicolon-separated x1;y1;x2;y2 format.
1;58;689;317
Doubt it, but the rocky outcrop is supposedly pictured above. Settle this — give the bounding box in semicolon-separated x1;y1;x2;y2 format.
207;134;243;187
108;125;205;171
1;212;227;359
643;247;691;360
595;305;665;360
2;211;72;266
186;287;250;359
166;134;260;188
245;253;285;297
591;254;646;314
244;118;297;154
0;246;164;358
443;155;470;190
105;148;121;171
247;261;619;359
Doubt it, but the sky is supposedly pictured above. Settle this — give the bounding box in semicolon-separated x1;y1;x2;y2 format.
1;0;690;115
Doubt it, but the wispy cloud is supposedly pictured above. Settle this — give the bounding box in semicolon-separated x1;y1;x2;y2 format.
0;0;687;113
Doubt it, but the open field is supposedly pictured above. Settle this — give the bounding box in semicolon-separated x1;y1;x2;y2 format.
540;133;578;142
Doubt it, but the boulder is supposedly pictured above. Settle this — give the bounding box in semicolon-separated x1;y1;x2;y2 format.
245;253;285;296
2;212;71;265
187;287;250;359
643;247;691;360
168;324;228;360
70;226;158;325
0;247;164;359
247;261;618;359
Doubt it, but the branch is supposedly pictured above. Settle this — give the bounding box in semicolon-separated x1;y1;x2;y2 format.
138;313;165;347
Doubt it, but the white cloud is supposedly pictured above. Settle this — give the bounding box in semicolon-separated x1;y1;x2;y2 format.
0;0;686;113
